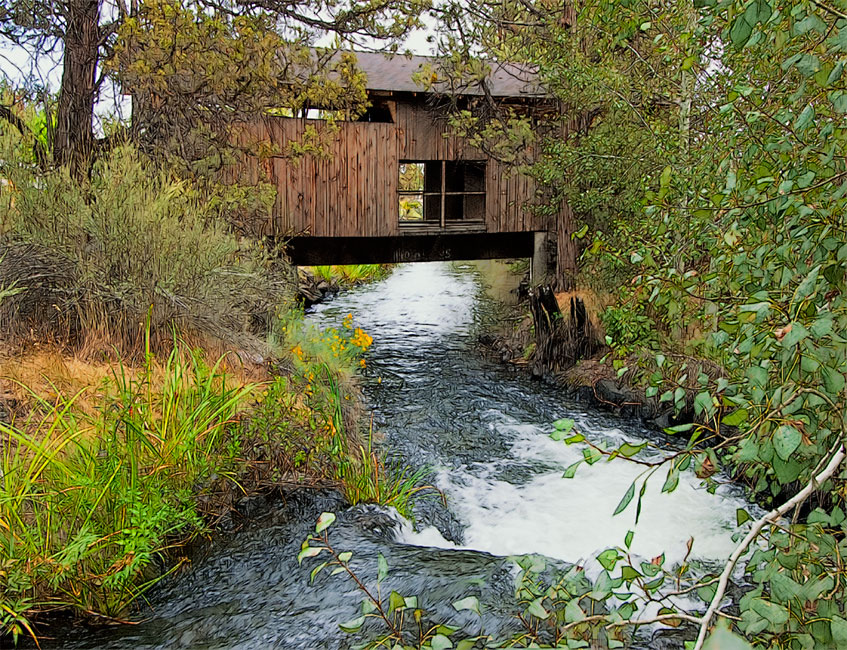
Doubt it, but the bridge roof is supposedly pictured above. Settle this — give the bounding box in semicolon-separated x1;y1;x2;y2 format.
329;50;546;99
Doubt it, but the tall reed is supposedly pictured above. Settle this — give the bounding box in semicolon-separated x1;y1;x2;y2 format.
0;345;256;642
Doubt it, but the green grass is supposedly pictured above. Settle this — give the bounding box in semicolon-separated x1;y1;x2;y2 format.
309;264;392;286
0;311;423;645
0;345;256;643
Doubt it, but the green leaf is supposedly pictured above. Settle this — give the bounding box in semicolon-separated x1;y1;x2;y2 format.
389;591;406;614
831;616;847;643
597;548;620;571
702;625;753;649
621;565;641;582
624;530;634;549
781;323;808;348
810;316;833;339
751;597;789;627
564;599;586;623
822;366;845;394
297;546;324;564
377;553;388;583
526;597;549;619
661;468;680;493
619;441;646;457
339;616;365;633
613;481;636;515
795;265;820;300
794;104;815;131
796;54;821;77
310;561;328;583
747;366;768;387
665;423;695;434
583;447;603;465
736;508;751;526
729;14;753;48
770;572;802;603
772;425;801;461
337;551;352;563
315;511;336;534
452;596;481;615
553;418;575;432
739;301;770;319
430;634;453;650
693;391;713;416
562;461;581;479
722;408;748;426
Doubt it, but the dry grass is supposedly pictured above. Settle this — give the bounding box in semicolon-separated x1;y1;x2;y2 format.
554;288;611;338
0;345;270;421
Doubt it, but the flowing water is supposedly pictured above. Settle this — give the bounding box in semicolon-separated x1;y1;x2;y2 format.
51;262;757;649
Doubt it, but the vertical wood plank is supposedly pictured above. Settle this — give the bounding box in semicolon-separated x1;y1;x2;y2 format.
440;160;446;229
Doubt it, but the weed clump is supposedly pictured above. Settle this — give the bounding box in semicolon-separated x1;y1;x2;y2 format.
0;143;291;356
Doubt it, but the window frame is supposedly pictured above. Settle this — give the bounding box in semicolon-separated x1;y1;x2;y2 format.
398;159;486;226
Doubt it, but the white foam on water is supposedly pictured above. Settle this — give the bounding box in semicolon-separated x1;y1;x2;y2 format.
312;263;478;337
400;418;748;571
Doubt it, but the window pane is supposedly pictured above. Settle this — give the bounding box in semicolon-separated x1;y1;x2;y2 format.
399;163;424;192
399;193;423;221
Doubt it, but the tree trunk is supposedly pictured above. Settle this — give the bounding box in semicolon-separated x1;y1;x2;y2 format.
555;200;578;291
55;0;100;179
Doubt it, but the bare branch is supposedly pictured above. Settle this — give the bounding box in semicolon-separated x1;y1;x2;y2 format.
693;445;847;650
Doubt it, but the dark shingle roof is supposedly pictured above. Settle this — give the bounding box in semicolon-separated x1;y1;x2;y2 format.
340;50;546;98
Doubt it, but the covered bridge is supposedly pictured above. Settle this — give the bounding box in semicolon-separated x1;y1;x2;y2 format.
235;51;576;286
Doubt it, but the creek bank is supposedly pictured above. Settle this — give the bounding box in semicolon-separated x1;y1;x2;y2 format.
479;283;690;430
297;267;340;307
297;265;394;308
478;281;804;515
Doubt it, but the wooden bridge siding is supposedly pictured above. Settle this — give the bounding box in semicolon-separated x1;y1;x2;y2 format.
394;102;546;233
238;107;548;238
244;117;399;238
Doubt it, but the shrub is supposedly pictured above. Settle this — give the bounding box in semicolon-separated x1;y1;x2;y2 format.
0;143;292;355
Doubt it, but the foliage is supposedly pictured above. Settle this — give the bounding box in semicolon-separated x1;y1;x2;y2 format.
261;311;428;515
531;1;847;644
0;0;429;176
299;514;488;650
430;0;847;644
111;2;372;190
308;265;393;287
299;514;742;649
0;142;289;354
0;343;256;642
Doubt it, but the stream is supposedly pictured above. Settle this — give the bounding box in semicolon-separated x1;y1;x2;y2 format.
52;261;757;649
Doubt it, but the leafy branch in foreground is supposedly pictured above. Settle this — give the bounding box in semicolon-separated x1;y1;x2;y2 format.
552;412;847;649
299;509;746;649
299;512;485;650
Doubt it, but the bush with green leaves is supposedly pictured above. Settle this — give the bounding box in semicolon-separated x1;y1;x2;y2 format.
0;142;291;354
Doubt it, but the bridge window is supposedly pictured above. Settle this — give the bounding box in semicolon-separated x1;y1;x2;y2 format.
398;160;486;225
